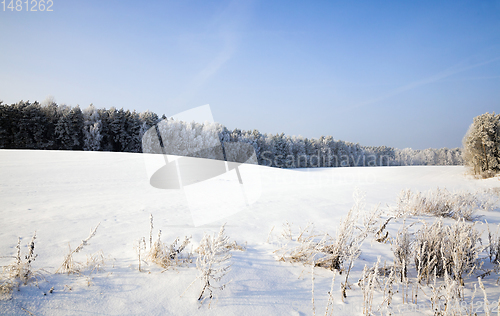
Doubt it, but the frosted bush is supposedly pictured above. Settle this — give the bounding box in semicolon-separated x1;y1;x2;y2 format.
149;230;192;270
193;224;232;305
1;232;42;300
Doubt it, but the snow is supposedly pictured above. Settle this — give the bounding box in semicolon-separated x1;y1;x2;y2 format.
0;149;499;315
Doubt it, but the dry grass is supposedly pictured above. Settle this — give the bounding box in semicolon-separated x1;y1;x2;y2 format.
274;190;384;276
56;223;101;275
395;187;496;221
487;222;500;265
226;241;246;252
2;225;107;301
272;187;500;315
145;216;242;307
142;215;193;271
0;232;44;300
324;270;337;316
413;218;483;285
358;257;381;315
136;237;147;272
84;250;106;275
273;190;387;302
391;221;413;282
359;216;495;315
149;231;192;270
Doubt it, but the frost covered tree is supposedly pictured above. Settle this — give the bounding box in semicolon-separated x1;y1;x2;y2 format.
108;108;129;152
123;110;142;153
0;101;12;148
272;133;291;168
40;101;59;150
55;105;84;150
96;108;112;151
5;101;52;149
463;112;500;176
291;135;307;168
138;110;159;151
248;129;263;161
82;104;102;151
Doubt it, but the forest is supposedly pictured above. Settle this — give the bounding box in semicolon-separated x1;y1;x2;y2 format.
0;100;463;168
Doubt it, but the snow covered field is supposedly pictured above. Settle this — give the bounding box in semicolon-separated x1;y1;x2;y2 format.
0;149;499;315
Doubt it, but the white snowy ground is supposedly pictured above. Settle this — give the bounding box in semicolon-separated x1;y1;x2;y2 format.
0;149;499;315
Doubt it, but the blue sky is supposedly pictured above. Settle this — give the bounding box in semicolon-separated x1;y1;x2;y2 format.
1;0;499;149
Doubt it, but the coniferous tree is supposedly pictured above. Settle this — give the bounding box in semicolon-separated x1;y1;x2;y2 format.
0;102;9;148
55;105;84;150
82;104;102;151
249;129;263;161
7;101;51;149
107;107;127;152
273;133;291;168
123;109;142;153
10;101;28;148
259;133;275;167
40;101;59;150
96;108;112;151
138;110;160;152
24;102;52;149
0;101;16;148
289;135;304;168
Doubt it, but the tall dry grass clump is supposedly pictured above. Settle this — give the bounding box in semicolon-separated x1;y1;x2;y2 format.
273;190;386;301
1;232;42;300
56;223;102;275
396;187;495;220
144;216;242;306
316;206;364;272
392;222;413;282
139;215;193;271
487;222;500;265
413;218;483;285
149;230;192;270
359;257;381;315
274;190;380;273
275;187;499;315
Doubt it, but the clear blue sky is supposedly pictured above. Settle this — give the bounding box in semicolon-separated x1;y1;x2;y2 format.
1;0;499;149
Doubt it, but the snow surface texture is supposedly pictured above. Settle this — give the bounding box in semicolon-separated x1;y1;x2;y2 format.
0;149;499;315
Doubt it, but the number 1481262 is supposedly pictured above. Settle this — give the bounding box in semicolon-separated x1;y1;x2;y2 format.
2;0;53;11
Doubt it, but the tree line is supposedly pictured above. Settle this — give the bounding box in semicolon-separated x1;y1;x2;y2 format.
0;100;463;168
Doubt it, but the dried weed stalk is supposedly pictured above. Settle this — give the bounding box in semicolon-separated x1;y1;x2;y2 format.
1;232;43;300
56;223;100;275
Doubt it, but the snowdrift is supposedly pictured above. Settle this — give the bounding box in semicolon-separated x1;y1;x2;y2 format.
0;150;498;315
